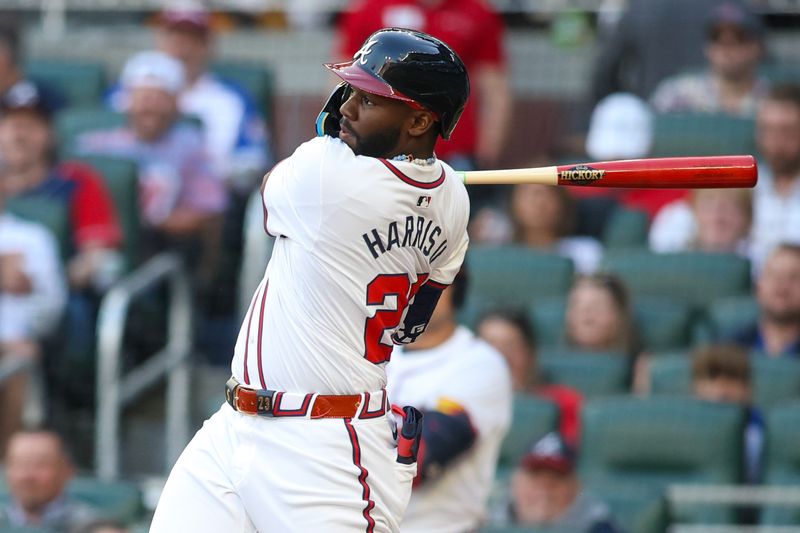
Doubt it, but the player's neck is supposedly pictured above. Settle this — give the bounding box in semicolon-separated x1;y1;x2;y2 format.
405;320;458;351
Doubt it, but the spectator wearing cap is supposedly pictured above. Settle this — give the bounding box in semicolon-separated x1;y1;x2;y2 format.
78;50;228;282
0;83;124;293
107;9;270;194
506;432;621;532
650;1;768;117
0;176;66;453
0;429;99;530
0;20;65;118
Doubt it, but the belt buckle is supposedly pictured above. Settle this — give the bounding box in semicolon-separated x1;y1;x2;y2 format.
255;389;275;417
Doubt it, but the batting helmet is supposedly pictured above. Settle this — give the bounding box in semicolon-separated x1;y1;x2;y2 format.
323;28;470;140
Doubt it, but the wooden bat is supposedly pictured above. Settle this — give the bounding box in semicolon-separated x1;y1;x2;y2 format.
458;155;757;188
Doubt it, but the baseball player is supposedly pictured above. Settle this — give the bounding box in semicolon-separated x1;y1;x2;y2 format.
386;268;512;532
150;28;471;533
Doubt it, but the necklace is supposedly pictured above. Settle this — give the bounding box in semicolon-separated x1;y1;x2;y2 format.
392;154;437;166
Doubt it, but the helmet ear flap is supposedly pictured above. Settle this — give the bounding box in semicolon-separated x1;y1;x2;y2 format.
315;82;352;138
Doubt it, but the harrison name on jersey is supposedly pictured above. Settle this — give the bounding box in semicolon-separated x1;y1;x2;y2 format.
362;215;448;263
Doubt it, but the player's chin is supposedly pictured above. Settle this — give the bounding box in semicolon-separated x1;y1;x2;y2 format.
338;129;357;150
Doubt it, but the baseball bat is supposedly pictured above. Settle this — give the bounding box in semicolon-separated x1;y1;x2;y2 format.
458;155;757;188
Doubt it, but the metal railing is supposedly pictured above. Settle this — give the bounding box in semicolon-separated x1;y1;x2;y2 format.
668;484;800;533
95;252;192;481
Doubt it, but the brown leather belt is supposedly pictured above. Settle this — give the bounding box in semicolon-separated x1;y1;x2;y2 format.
225;377;387;419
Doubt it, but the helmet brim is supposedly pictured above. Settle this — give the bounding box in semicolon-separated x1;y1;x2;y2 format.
324;60;418;104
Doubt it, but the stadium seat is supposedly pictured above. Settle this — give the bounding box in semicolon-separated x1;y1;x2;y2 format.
530;296;693;351
538;350;630;397
497;394;559;472
55;107;126;156
602;207;649;249
0;527;56;533
706;295;760;340
5;195;71;262
466;246;575;314
26;59;107;109
67;477;143;524
751;356;800;409
603;250;751;307
650;112;757;158
590;482;667;533
762;401;800;525
580;396;746;524
634;296;694;351
760;63;800;85
67;155;141;271
211;61;275;124
648;354;691;396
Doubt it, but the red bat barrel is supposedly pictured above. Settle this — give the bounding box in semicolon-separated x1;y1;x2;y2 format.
556;155;757;188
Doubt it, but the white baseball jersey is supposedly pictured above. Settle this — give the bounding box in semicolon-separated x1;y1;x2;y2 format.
231;135;470;394
386;326;513;532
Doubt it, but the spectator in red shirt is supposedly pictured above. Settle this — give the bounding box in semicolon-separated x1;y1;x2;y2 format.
477;309;583;447
0;82;124;292
336;0;512;203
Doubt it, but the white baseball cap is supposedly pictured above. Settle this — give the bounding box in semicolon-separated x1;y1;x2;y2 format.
120;50;186;95
585;92;654;161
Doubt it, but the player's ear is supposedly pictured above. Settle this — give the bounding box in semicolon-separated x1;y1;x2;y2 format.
407;110;437;138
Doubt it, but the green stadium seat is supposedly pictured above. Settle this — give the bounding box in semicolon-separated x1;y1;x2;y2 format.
538;350;630;397
530;295;693;351
580;396;745;524
528;297;565;347
603;250;751;307
480;526;566;533
467;246;575;314
762;401;800;525
26;59;107;109
707;295;759;340
0;527;56;533
650;112;757;158
751;356;800;409
67;155;141;271
759;63;800;85
590;482;667;533
5;195;71;262
55;107;126;156
649;354;691;396
634;297;694;351
602;207;649;249
211;62;275;124
497;394;559;471
67;477;143;524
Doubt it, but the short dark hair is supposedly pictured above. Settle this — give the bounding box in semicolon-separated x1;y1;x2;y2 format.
0;18;20;65
477;308;537;350
691;344;751;384
765;84;800;112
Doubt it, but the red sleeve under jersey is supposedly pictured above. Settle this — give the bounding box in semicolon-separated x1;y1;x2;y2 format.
57;161;124;249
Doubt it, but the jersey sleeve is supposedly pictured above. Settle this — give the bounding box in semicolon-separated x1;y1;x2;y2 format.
262;138;326;245
57;161;124;249
429;183;470;285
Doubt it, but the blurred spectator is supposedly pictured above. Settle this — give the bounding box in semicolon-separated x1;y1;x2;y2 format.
386;268;512;532
507;432;621;532
506;184;603;274
751;85;800;272
691;344;764;485
592;0;743;103
0;83;124;292
0;429;99;530
72;519;129;533
649;188;752;256
651;1;767;117
730;244;800;357
336;0;511;176
565;274;639;357
0;182;66;452
79;51;227;284
583;92;689;220
477;309;583;446
108;9;270;193
0;20;65;117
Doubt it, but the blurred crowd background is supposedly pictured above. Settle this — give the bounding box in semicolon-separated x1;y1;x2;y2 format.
1;0;800;532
